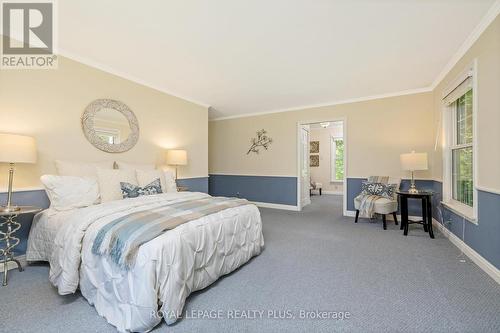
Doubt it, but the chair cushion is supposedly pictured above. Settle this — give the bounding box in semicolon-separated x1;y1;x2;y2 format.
354;195;398;215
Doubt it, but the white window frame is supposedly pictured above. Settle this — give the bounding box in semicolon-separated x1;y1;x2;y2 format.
442;59;478;223
330;135;344;183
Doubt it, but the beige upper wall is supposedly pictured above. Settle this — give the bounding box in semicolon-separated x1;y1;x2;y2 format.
0;56;208;189
210;92;435;180
432;15;500;191
210;15;500;189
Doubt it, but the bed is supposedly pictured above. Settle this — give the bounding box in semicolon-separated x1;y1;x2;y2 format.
27;191;264;332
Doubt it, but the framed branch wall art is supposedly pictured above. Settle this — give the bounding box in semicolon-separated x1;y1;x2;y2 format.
247;129;273;154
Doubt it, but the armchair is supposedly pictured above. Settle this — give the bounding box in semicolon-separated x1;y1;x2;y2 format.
354;177;400;230
310;181;322;196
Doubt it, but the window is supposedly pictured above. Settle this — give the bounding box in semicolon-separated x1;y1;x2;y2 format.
442;61;477;221
451;90;473;206
330;136;344;182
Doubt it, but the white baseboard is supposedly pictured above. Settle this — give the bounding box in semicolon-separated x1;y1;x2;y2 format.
0;255;26;273
345;210;500;284
432;219;500;284
252;201;300;211
321;191;343;195
345;210;356;217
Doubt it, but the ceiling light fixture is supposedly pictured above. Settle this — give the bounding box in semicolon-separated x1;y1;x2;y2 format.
320;122;330;128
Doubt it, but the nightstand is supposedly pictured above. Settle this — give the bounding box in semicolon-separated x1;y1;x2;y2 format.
0;206;42;286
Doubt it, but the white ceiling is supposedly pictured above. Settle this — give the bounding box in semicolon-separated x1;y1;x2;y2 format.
58;0;497;119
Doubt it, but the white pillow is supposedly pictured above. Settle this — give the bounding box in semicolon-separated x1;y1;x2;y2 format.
136;169;167;193
163;170;178;193
135;170;177;193
97;169;138;202
40;175;100;211
116;161;156;171
56;160;113;178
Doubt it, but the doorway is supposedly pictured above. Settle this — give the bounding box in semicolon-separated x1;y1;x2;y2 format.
297;119;347;215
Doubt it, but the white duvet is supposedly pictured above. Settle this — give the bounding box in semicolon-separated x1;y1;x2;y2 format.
30;192;264;332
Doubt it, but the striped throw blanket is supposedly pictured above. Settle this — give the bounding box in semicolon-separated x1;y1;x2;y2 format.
358;176;390;218
358;195;382;218
91;196;251;269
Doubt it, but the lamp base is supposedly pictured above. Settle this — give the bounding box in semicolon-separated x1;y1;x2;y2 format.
0;205;20;213
2;164;20;214
408;178;419;194
408;187;419;194
408;171;419;194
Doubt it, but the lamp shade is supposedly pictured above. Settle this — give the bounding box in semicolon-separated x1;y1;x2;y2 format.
400;151;427;171
166;149;187;166
0;133;37;164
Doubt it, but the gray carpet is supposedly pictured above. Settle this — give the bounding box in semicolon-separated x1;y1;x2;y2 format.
1;195;499;332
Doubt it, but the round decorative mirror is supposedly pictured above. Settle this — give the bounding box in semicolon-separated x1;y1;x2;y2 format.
81;99;139;153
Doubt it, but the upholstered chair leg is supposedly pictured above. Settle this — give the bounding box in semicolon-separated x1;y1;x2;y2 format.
382;214;387;230
392;212;398;225
319;188;322;195
355;210;359;223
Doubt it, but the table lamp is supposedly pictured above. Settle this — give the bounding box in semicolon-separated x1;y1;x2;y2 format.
400;151;428;194
166;149;187;181
0;134;37;212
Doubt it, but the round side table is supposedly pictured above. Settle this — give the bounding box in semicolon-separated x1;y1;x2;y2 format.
396;191;434;239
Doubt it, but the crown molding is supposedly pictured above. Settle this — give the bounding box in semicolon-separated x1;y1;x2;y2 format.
1;33;211;109
210;87;432;121
4;1;497;121
57;48;212;109
211;1;500;122
430;0;500;90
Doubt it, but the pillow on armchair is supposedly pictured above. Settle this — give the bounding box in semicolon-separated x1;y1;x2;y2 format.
361;181;397;199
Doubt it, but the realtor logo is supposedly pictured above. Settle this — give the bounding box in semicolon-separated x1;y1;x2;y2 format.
1;0;57;69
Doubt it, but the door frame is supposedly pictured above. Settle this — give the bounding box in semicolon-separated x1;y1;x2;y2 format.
298;124;311;209
296;117;348;215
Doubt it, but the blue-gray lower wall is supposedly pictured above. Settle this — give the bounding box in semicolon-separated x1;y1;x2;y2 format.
434;182;500;270
209;174;297;206
346;177;499;270
177;177;209;193
4;176;498;270
0;190;49;255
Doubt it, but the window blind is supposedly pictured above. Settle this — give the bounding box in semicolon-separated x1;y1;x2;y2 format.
443;74;473;106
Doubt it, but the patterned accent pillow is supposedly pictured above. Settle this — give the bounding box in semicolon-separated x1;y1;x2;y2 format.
361;181;396;199
121;178;163;199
